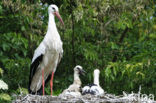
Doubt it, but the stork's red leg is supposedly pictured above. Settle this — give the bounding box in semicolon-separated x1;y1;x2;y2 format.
42;69;45;96
50;72;54;96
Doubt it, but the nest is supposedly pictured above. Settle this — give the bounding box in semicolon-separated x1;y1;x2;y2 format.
13;91;155;103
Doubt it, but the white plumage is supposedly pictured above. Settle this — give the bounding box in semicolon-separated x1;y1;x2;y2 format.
59;65;85;98
82;69;104;95
28;4;64;95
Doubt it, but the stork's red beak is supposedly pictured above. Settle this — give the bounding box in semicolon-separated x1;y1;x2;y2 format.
54;11;64;26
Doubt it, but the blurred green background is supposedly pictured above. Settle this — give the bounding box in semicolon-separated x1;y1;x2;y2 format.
0;0;156;102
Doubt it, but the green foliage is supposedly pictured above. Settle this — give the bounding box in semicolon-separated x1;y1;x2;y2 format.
0;93;11;102
16;87;28;95
0;0;156;100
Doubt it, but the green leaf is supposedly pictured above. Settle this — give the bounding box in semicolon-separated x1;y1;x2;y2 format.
0;93;11;101
21;26;26;31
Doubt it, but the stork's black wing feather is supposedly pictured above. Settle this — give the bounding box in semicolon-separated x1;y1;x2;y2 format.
87;83;97;87
28;54;43;94
82;84;98;95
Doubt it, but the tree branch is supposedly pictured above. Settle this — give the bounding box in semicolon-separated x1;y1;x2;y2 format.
112;27;129;62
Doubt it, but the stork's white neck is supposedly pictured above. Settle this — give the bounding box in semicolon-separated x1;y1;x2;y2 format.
94;72;99;86
73;71;81;85
47;13;57;34
43;12;62;49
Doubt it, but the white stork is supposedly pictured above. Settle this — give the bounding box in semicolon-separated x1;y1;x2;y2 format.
59;65;86;98
28;4;64;95
82;69;104;95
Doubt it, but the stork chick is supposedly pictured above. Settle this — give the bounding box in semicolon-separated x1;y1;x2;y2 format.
59;65;86;98
82;69;104;95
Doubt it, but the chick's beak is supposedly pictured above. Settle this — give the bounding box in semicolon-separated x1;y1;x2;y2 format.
79;69;86;76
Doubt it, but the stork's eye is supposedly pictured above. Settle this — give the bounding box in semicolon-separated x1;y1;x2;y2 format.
52;7;55;11
77;68;82;73
77;67;81;70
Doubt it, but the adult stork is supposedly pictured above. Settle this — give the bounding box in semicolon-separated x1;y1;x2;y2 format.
82;69;104;95
28;4;64;95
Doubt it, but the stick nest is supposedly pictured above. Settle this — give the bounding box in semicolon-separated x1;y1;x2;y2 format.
13;91;156;103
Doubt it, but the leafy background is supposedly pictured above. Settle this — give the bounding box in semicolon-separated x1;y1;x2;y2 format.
0;0;156;102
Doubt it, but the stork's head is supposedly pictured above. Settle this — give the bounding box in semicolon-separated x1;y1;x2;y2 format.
94;69;100;76
48;4;64;25
74;65;86;76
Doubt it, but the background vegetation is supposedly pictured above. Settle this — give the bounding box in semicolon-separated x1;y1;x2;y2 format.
0;0;156;102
